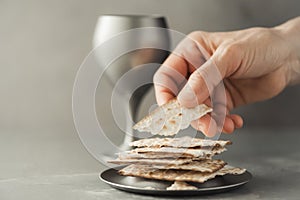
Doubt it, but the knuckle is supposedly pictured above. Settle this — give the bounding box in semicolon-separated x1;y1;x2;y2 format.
187;31;207;39
256;27;274;41
189;70;204;86
215;41;246;76
175;31;209;58
187;31;201;39
215;43;243;75
217;43;243;69
223;43;243;58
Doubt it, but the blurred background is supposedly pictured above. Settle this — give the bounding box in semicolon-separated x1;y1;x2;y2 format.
0;0;299;180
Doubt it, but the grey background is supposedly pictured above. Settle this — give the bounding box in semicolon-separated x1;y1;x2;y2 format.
1;0;300;135
0;0;300;193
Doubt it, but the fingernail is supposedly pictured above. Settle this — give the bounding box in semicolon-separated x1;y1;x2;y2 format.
197;123;204;132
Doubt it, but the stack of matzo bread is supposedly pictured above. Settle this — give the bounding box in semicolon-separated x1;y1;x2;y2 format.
108;99;246;190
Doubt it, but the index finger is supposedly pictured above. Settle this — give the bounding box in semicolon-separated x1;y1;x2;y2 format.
153;53;189;105
154;34;209;106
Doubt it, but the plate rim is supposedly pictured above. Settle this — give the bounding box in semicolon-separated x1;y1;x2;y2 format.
99;166;252;194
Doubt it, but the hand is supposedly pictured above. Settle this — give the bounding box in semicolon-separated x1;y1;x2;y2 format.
154;17;300;137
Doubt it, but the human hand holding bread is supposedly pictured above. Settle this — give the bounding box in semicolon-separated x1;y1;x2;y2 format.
154;17;300;137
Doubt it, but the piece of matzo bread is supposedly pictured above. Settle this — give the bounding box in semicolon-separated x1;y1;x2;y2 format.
110;159;225;173
111;147;225;162
108;157;204;165
119;164;246;183
116;150;218;160
166;181;198;190
133;99;212;136
149;159;226;173
130;147;226;158
130;136;231;148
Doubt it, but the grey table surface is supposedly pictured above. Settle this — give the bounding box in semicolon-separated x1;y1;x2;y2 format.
1;128;299;200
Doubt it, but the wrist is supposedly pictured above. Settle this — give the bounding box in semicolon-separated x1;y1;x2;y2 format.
274;17;300;86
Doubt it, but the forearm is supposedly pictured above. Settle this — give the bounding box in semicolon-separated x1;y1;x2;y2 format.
275;17;300;85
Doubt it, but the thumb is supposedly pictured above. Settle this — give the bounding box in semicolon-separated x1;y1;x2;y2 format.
178;43;241;107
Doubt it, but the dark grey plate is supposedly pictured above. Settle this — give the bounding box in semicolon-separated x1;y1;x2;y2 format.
100;166;252;196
